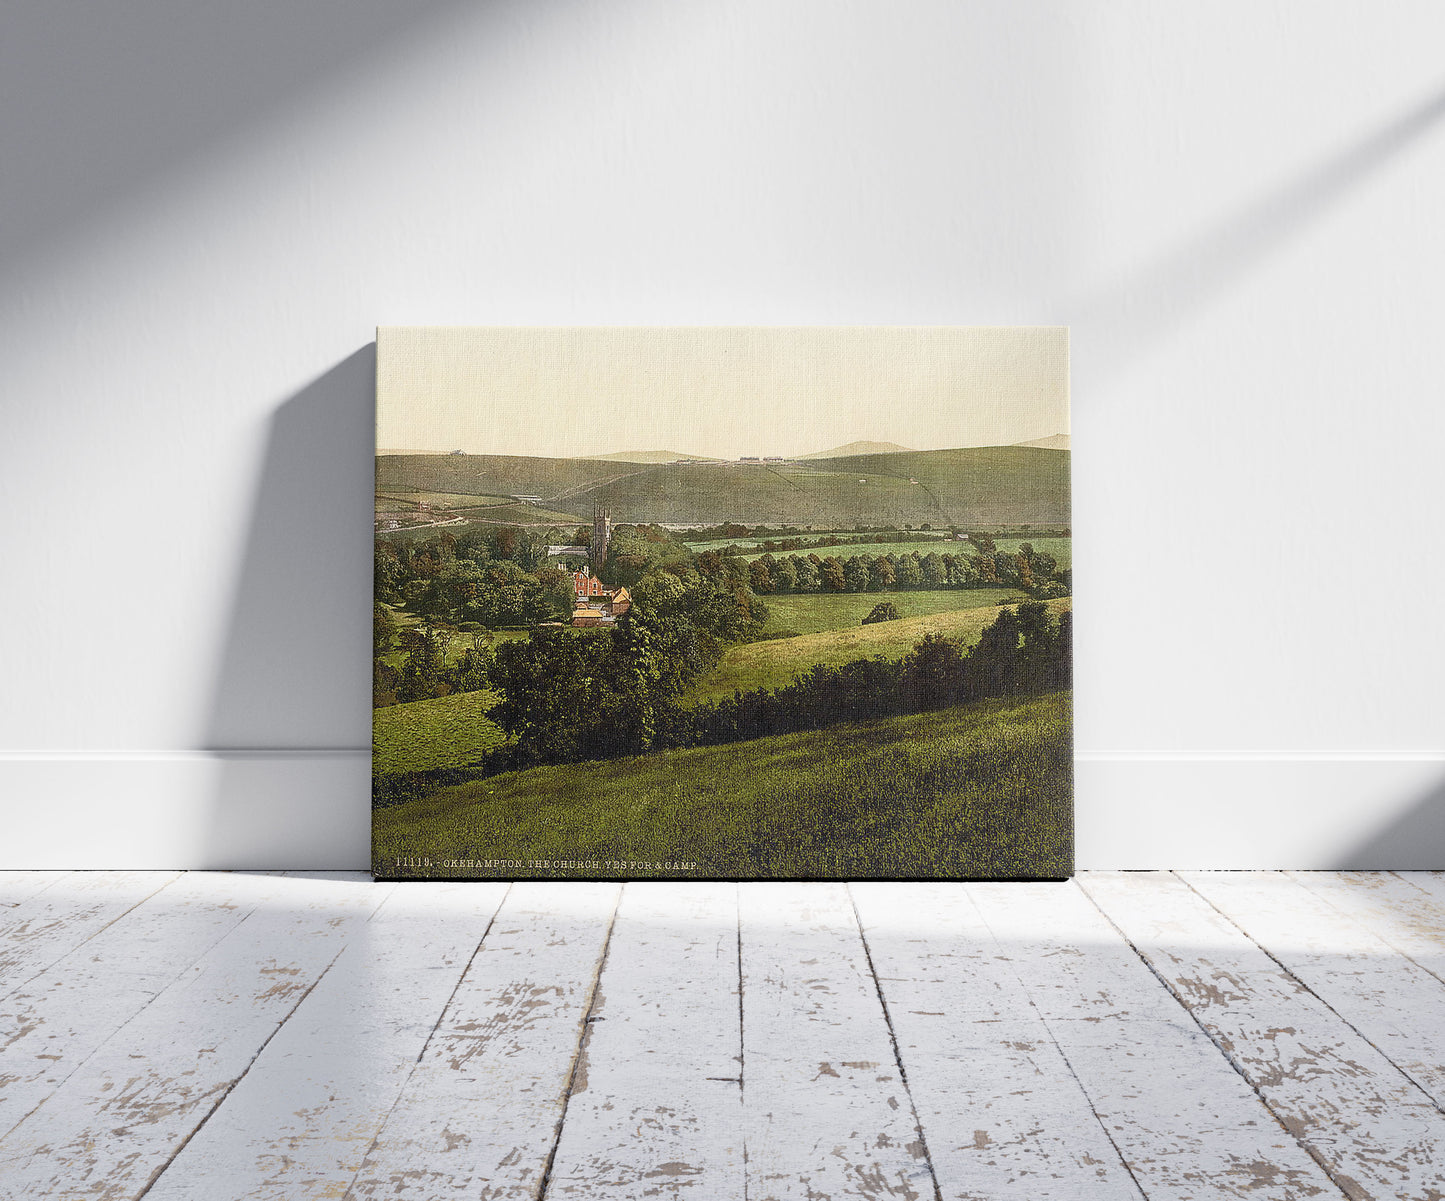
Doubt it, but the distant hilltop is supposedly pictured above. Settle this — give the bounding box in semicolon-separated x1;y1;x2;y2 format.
797;441;915;459
1013;434;1070;450
585;450;722;464
377;443;1068;528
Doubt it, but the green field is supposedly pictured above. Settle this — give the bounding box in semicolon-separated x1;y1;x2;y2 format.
736;535;959;561
378;503;585;537
378;605;527;673
736;535;1069;566
450;503;587;525
372;690;508;774
373;689;507;774
376;491;517;508
376;454;625;500
685;597;1070;704
993;537;1072;570
372;691;1072;879
758;588;1023;637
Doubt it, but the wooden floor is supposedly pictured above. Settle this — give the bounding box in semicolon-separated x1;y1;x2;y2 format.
3;874;1445;1199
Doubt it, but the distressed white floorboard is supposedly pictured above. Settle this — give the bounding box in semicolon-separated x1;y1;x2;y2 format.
144;881;509;1201
851;882;1142;1200
1085;871;1445;1200
9;872;1445;1201
0;872;389;1199
0;871;181;1000
1288;872;1445;983
1183;871;1445;1112
0;870;68;908
971;881;1340;1200
345;881;621;1199
544;882;744;1199
740;882;937;1201
0;871;291;1139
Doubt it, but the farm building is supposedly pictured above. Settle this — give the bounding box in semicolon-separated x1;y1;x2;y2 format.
573;569;608;598
569;571;632;622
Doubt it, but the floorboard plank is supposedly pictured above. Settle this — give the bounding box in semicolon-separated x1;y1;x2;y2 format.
0;872;389;1199
740;882;938;1201
1288;872;1445;982
544;882;744;1198
973;880;1341;1200
1183;871;1445;1113
0;871;182;1001
345;881;620;1200
0;871;69;909
1085;871;1445;1200
852;882;1142;1200
0;871;292;1140
142;881;510;1201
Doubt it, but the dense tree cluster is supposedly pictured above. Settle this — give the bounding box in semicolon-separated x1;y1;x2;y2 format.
485;567;768;765
375;526;567;624
602;524;695;586
373;524;773;710
372;608;496;707
480;603;1071;774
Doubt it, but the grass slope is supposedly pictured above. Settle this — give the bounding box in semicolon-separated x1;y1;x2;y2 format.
578;447;1068;527
686;597;1070;703
797;440;914;458
821;446;1070;527
759;588;1024;637
376;454;624;502
372;692;1073;879
373;690;507;775
589;450;719;463
734;534;957;560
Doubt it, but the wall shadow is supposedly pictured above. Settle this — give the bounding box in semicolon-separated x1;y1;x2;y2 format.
201;347;376;867
1074;82;1445;381
0;0;476;279
1334;771;1445;870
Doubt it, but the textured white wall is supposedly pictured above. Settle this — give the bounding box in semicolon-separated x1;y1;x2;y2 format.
2;1;1442;868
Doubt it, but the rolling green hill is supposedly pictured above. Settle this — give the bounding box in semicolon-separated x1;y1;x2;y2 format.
816;446;1070;526
376;445;1069;528
590;450;720;463
375;454;620;504
372;691;1073;879
797;440;914;458
685;596;1071;703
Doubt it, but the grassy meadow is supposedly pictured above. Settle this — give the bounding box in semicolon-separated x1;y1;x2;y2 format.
377;604;528;673
686;596;1071;704
373;690;507;774
372;691;1073;879
758;588;1024;637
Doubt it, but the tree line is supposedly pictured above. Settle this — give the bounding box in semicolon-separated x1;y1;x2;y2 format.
735;543;1069;600
373;561;770;709
479;602;1070;775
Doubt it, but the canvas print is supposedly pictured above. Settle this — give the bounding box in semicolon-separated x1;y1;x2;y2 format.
373;327;1072;880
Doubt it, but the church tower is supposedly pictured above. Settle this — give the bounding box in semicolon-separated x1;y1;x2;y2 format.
591;504;611;572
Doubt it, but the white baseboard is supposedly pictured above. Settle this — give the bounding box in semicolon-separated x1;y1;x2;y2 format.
0;752;371;870
1;752;1442;870
1076;753;1445;869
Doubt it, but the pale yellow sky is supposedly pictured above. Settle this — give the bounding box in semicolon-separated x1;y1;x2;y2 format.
376;327;1068;459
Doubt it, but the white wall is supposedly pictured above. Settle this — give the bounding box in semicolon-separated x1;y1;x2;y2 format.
2;1;1442;869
